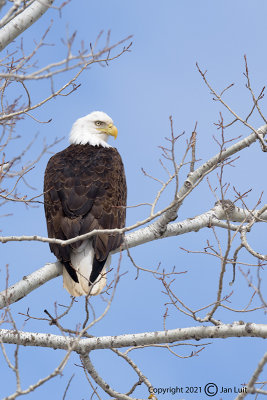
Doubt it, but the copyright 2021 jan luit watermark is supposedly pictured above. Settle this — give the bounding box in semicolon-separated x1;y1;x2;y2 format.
148;383;247;397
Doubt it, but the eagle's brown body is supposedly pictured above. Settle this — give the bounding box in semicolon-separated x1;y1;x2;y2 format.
44;143;127;293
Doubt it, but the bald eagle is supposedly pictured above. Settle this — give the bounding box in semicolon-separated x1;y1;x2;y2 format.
44;111;127;296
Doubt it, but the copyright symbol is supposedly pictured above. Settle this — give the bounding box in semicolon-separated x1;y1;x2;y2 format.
204;383;218;397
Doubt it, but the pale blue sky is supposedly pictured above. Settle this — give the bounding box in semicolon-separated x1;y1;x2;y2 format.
1;1;267;399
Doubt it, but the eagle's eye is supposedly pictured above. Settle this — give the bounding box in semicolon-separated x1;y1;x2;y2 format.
95;121;103;126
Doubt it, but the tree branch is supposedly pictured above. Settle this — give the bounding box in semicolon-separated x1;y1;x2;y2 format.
0;0;54;51
0;262;62;308
81;353;139;400
177;123;267;204
235;351;267;400
0;323;266;352
1;201;267;308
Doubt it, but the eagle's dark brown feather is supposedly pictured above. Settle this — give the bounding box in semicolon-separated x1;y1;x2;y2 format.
44;144;127;284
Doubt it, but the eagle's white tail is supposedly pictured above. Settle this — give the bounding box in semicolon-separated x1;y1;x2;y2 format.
62;241;110;297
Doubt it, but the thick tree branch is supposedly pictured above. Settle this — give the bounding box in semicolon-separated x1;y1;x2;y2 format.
0;323;266;352
177;124;267;204
0;0;54;52
1;202;266;308
0;262;62;308
0;200;266;248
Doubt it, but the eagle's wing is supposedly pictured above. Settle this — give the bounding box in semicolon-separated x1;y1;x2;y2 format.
44;144;126;280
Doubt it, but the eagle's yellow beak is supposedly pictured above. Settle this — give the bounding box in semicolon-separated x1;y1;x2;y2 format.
97;123;118;139
107;123;118;139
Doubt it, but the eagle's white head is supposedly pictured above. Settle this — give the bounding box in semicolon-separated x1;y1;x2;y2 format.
69;111;118;147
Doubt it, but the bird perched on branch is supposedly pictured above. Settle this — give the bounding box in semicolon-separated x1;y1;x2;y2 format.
44;111;127;296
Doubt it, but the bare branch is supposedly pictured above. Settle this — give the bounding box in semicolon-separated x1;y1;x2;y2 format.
0;0;54;51
0;322;267;353
81;353;141;400
235;351;267;400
